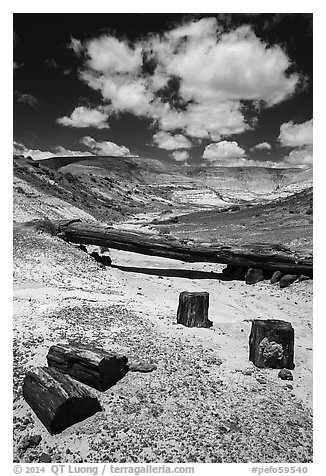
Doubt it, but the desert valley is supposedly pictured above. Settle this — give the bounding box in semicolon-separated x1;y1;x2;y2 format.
13;154;313;463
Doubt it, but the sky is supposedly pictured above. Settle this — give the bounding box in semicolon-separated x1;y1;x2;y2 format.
13;13;313;168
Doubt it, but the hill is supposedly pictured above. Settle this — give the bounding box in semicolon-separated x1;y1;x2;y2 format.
14;154;313;253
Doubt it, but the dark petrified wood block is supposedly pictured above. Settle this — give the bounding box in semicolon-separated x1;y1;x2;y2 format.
47;343;128;391
249;319;294;369
177;291;212;328
23;367;102;434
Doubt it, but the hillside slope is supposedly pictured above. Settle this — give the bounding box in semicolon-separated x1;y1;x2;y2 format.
14;155;313;254
13;156;172;223
35;155;313;205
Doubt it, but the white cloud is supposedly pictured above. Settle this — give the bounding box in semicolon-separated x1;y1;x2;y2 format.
70;18;301;145
69;37;83;56
152;131;191;150
157;101;248;140
85;36;142;74
203;140;246;163
278;119;313;169
171;150;189;162
283;146;313;168
14;91;37;106
251;141;271;150
152;21;299;106
13;141;91;161
200;158;281;168
278;119;313;147
80;71;153;117
201;138;311;169
80;136;133;157
57;106;110;129
168;17;220;40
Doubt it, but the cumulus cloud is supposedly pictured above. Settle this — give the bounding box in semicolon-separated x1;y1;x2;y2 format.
157;101;248;140
251;141;271;150
278;119;313;168
13;141;91;161
203;140;246;163
68;17;301;145
200;158;279;168
283;146;313;168
85;36;142;74
57;106;110;129
14;91;37;106
152;131;192;150
171;150;189;162
155;21;299;106
80;136;133;157
168;17;220;40
202;138;310;169
278;119;313;147
80;71;153;117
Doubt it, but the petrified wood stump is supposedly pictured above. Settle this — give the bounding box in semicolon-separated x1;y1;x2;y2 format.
249;319;294;369
47;343;128;391
177;291;212;328
22;367;102;435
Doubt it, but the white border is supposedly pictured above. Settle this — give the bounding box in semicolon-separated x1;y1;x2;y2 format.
3;2;324;474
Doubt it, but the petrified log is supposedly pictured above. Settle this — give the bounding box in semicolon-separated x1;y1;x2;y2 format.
177;291;212;328
249;319;294;369
50;221;313;276
22;367;102;434
47;343;128;391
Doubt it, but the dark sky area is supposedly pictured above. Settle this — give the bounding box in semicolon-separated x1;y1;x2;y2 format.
13;13;313;168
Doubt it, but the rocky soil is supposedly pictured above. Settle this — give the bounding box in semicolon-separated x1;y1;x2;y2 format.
13;222;313;463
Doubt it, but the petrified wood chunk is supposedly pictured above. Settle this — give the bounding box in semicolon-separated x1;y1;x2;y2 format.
177;291;212;328
279;274;298;288
90;251;112;266
278;369;293;380
47;343;128;391
245;268;264;284
270;271;283;284
249;319;294;369
129;362;157;373
22;367;102;435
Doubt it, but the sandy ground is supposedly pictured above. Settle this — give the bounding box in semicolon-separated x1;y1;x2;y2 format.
13;223;313;463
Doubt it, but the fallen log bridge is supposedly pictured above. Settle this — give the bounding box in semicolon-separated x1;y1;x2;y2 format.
54;220;313;276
